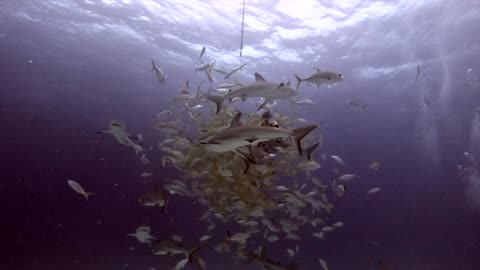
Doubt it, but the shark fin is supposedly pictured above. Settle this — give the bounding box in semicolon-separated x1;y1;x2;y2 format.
245;138;257;144
151;59;157;71
276;83;285;89
257;100;270;111
204;94;224;114
255;72;266;82
305;142;320;161
313;67;321;72
229;112;242;128
362;104;369;111
294;74;303;89
292;124;319;156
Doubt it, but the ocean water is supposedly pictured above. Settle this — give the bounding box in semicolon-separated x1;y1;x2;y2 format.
1;1;480;270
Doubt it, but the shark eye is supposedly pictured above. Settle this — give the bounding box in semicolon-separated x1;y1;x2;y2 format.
338;73;343;77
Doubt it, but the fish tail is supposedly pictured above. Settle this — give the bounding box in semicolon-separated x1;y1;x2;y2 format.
83;192;95;201
362;104;368;111
305;142;320;161
204;94;224;114
292;124;319;156
294;74;302;89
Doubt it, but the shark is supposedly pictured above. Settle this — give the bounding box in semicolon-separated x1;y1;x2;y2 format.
200;112;318;158
205;72;297;113
151;59;167;83
97;120;144;154
294;68;343;89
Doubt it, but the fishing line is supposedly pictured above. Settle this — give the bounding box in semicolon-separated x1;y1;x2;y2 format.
240;0;246;57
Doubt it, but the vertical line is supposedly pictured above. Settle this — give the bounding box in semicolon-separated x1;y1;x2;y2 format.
240;0;246;57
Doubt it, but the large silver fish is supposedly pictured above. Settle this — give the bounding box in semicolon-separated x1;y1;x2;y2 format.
294;68;343;89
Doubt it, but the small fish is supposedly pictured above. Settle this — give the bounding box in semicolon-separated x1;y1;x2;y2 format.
313;231;324;239
196;61;215;72
151;59;167;83
224;63;247;79
199;46;206;61
140;172;152;178
348;99;368;111
127;225;156;244
319;258;329;270
287;249;295;257
138;186;168;213
369;161;381;171
330;155;345;166
322;226;334;232
338;174;358;182
367;187;381;195
67;180;95;200
294;98;316;105
199;235;212;242
335;184;346;197
171;235;183;243
294;68;344;89
332;221;344;228
416;64;421;81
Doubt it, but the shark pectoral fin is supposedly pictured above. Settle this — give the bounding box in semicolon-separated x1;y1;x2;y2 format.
96;130;110;135
254;72;266;82
257;100;269;111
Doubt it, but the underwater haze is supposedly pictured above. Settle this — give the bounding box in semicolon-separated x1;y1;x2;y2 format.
1;1;480;270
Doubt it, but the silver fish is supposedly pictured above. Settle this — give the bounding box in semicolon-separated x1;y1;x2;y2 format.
151;59;167;83
224;63;247;79
294;68;343;89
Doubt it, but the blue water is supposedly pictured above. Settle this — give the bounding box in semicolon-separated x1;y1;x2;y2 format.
1;1;480;270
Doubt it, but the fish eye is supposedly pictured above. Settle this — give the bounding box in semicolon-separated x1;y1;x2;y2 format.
338;73;343;77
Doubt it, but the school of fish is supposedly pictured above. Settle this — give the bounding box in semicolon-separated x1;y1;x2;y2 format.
70;46;398;270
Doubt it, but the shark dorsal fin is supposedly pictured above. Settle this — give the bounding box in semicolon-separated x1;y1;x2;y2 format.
313;67;321;72
286;81;291;87
185;80;190;89
255;72;266;82
276;83;285;89
229;112;242;128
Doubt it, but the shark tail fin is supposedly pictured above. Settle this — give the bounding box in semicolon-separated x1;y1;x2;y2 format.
204;94;224;114
294;74;303;89
151;59;156;71
305;142;320;161
292;124;319;156
83;192;95;201
362;104;368;111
